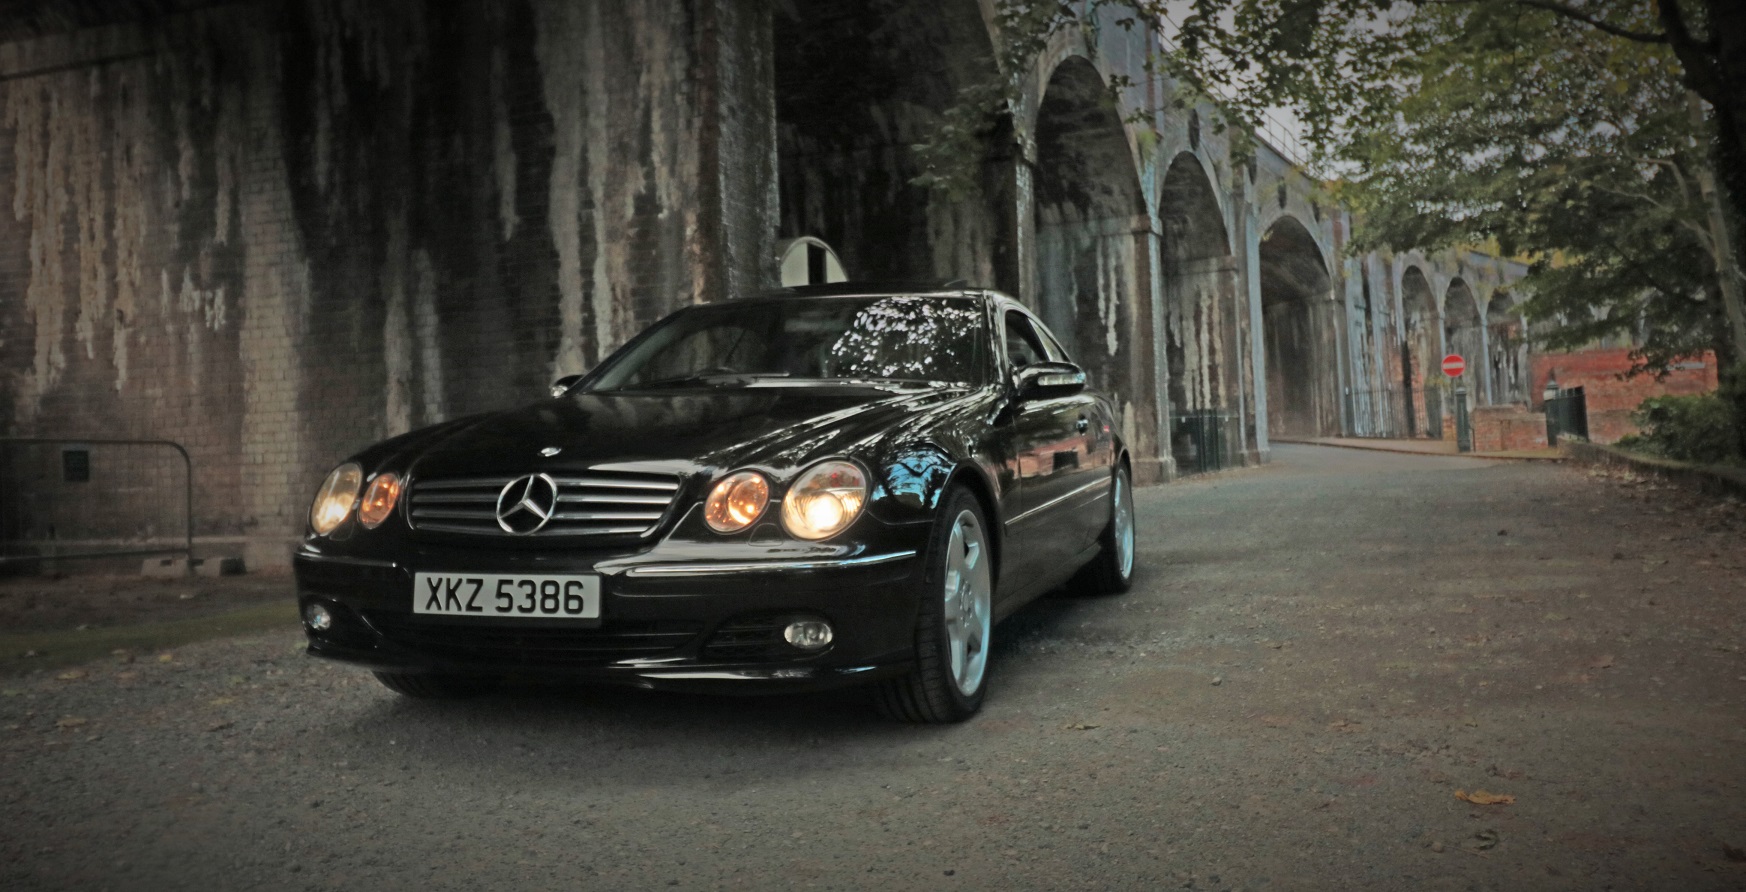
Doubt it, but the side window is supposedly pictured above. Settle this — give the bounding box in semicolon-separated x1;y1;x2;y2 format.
1003;311;1050;369
1033;320;1072;364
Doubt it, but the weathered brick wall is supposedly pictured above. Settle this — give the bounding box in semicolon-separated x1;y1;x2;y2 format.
0;0;775;567
1530;348;1721;443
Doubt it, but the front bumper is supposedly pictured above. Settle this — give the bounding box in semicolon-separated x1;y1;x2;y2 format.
294;535;927;693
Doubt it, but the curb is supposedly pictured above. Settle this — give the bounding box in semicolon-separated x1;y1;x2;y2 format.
1271;437;1563;462
1562;441;1746;499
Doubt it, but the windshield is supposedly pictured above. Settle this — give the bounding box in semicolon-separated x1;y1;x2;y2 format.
584;296;989;391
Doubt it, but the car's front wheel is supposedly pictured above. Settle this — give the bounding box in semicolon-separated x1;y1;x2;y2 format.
876;486;992;723
373;671;498;699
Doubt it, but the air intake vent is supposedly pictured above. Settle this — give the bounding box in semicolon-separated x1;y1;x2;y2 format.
407;472;682;538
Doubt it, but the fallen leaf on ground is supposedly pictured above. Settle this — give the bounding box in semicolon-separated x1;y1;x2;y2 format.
55;717;88;730
157;653;175;663
56;670;86;681
1455;789;1516;805
1328;719;1363;733
206;721;234;733
1062;723;1100;731
1589;655;1615;669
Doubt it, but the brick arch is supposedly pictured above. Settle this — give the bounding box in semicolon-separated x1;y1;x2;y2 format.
1487;289;1529;404
1399;264;1442;436
1443;278;1483;397
1029;53;1147;401
773;0;1006;287
1159;151;1239;471
1258;214;1340;437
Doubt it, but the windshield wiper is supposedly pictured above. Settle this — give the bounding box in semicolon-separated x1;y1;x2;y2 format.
630;370;789;389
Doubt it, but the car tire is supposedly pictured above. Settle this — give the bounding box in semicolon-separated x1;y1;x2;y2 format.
372;671;498;699
1077;462;1136;595
875;485;993;724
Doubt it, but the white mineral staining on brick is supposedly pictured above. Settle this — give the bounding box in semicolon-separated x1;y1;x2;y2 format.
237;27;310;533
72;72;111;365
490;46;518;242
581;5;617;370
5;74;70;418
110;68;152;392
213;82;243;246
534;0;591;379
381;225;447;437
1098;239;1123;359
383;217;413;437
413;248;445;424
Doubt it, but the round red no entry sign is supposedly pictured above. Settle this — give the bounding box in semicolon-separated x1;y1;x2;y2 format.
1441;354;1466;377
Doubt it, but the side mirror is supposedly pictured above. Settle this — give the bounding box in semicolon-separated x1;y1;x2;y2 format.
1014;361;1086;402
550;374;584;398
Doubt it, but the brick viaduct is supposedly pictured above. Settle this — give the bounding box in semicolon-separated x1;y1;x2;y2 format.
0;1;1528;568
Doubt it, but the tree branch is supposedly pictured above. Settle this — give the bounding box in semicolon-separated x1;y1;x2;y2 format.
1485;0;1669;44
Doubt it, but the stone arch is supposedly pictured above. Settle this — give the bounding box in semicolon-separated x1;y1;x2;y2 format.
773;1;1008;289
1259;214;1340;437
1399;264;1441;437
1030;54;1146;399
1159;151;1236;472
1486;289;1528;404
1443;278;1483;399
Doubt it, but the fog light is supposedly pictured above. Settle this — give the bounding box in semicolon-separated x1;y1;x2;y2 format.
303;602;334;632
783;620;833;650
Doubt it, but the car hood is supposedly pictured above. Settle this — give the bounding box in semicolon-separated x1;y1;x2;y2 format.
403;384;971;480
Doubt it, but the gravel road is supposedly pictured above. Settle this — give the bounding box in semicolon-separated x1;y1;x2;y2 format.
4;444;1744;891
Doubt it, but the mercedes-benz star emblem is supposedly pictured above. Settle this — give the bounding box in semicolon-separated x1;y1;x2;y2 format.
496;474;559;534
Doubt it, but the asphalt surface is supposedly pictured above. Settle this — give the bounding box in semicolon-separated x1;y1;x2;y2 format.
4;444;1744;891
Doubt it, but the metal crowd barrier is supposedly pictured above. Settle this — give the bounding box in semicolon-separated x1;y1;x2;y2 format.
1171;410;1241;476
0;437;193;568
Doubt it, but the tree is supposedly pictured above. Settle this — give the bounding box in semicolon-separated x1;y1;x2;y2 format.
1327;2;1743;370
1130;0;1746;365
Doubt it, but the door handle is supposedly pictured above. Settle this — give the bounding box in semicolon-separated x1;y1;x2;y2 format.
1075;416;1090;433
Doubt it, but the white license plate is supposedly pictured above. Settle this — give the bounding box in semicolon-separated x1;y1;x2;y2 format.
413;573;601;619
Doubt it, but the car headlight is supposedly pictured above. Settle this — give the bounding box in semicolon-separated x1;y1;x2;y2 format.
704;470;771;533
309;463;363;535
357;472;402;529
781;460;867;540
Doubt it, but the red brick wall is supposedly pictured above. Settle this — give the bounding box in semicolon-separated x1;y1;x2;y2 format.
1530;348;1720;443
1472;406;1548;452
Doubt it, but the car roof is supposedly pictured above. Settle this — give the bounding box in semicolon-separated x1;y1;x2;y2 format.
755;281;989;300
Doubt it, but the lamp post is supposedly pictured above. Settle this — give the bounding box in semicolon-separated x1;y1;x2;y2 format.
1543;370;1562;446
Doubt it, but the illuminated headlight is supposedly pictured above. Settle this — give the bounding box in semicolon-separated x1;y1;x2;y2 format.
704;470;771;533
357;472;402;529
781;460;867;541
309;463;363;536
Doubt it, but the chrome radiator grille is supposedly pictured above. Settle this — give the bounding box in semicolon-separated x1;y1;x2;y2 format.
407;472;682;538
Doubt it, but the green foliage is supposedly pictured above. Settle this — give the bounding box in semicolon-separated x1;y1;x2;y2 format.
1330;3;1736;371
1627;389;1741;465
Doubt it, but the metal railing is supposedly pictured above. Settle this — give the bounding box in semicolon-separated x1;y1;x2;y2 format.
1171;409;1242;476
0;437;193;568
1545;387;1589;445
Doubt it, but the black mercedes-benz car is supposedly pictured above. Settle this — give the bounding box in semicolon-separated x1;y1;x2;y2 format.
294;284;1136;722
